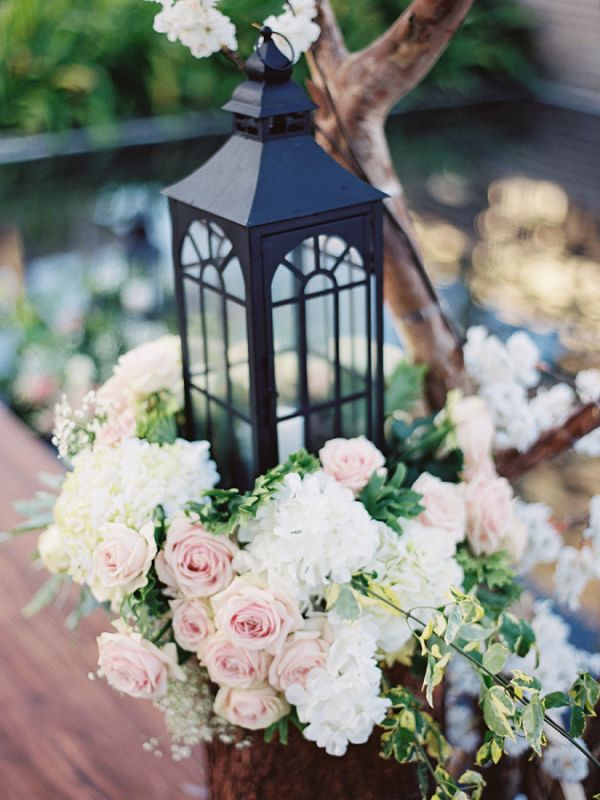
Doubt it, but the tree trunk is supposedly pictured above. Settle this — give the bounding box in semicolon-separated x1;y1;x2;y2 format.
306;0;475;408
207;728;420;800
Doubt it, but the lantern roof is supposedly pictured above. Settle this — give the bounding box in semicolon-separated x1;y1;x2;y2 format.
163;28;385;228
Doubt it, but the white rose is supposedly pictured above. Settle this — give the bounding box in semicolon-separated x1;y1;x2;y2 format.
38;525;70;574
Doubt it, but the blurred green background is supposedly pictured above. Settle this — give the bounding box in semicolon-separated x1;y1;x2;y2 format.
0;0;536;134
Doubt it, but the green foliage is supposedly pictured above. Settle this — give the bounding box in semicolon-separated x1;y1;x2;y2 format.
21;573;67;617
187;449;320;535
120;567;170;640
456;547;523;614
387;414;464;485
65;584;103;631
331;584;361;621
358;463;424;534
0;0;537;134
381;686;485;799
263;708;305;745
136;392;179;444
385;361;427;415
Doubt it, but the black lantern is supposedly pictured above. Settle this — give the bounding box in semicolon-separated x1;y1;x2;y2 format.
165;29;386;489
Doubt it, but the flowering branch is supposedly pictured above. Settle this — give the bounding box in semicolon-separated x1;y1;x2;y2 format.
355;580;600;773
496;402;600;480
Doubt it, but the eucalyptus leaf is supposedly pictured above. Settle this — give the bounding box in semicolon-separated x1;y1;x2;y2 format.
22;574;67;618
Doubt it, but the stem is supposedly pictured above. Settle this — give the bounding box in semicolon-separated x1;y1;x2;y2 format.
151;618;173;645
365;587;600;772
220;46;246;72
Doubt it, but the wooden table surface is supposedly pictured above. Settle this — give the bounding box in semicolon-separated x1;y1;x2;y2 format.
0;405;209;800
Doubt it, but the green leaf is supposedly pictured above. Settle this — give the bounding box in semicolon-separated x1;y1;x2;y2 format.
22;574;67;618
498;613;535;658
333;585;361;621
542;691;570;710
482;686;516;740
358;465;424;533
385;361;427;414
65;585;102;631
483;643;510;675
570;705;585;738
521;697;544;755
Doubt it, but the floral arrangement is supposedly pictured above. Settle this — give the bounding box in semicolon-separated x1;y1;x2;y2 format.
7;330;600;799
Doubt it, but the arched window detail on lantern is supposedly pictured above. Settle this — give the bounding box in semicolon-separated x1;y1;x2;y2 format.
179;219;252;487
271;235;375;461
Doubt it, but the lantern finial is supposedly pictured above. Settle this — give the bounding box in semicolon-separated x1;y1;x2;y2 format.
244;26;294;84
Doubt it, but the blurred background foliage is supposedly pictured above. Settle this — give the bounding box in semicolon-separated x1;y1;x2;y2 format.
0;0;537;134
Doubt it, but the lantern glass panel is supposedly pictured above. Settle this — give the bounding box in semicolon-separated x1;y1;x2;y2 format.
180;218;252;486
271;233;375;459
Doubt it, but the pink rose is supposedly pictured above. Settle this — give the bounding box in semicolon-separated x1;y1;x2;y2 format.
97;630;183;700
95;408;137;447
201;632;271;689
91;521;157;604
155;518;238;598
213;686;290;730
171;598;214;653
319;436;385;492
114;335;181;397
268;631;329;692
412;473;466;544
465;474;517;556
211;577;302;655
450;394;496;481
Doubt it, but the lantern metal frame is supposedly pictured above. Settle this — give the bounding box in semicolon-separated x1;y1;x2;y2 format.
165;29;386;487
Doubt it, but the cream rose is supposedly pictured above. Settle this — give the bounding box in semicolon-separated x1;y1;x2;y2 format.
201;632;271;689
97;631;184;700
113;335;181;397
155;518;237;598
447;392;496;481
171;598;214;653
38;524;70;574
412;473;466;544
268;631;329;691
91;521;157;604
213;686;290;730
465;474;518;557
319;436;385;492
211;577;302;655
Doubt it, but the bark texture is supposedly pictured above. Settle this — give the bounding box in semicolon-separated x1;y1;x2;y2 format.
307;0;475;408
496;403;600;480
207;728;420;800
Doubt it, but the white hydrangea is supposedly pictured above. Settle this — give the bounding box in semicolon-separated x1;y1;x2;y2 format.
514;499;562;575
153;0;237;59
529;383;575;432
576;368;600;404
234;471;380;605
264;1;320;62
554;545;598;610
367;522;464;654
584;495;600;551
286;617;389;756
479;382;538;452
542;738;590;783
464;326;539;389
54;438;218;582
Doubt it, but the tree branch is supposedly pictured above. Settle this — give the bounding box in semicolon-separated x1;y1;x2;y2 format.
496;403;600;480
346;0;475;117
312;0;348;67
